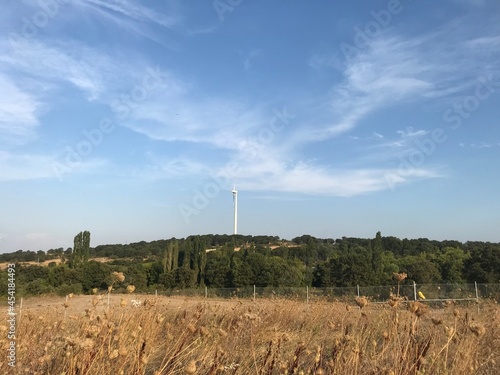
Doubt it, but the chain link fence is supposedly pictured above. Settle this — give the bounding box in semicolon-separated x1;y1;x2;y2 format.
155;282;499;304
1;283;499;307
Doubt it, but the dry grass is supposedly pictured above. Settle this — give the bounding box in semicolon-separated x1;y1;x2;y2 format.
1;295;499;374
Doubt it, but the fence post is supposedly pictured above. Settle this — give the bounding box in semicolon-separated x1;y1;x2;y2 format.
356;285;360;297
253;285;256;301
306;286;309;305
205;286;208;299
413;281;417;301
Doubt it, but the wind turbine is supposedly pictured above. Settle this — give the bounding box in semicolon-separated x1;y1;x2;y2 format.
232;181;238;235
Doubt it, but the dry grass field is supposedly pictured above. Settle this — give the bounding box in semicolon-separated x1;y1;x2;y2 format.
1;294;499;374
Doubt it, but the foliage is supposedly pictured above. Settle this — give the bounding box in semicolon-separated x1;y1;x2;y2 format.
1;233;500;296
81;261;113;293
72;230;90;269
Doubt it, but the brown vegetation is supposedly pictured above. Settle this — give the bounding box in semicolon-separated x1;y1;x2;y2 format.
1;295;499;374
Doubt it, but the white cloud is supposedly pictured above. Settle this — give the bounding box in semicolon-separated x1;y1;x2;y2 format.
69;0;181;46
396;127;431;138
0;74;40;136
0;151;109;181
0;151;57;181
447;0;486;7
466;35;500;48
296;36;439;143
73;0;178;29
301;19;500;144
355;127;440;165
2;6;488;197
471;142;493;148
0;36;158;148
458;142;499;149
308;53;342;71
121;87;267;150
134;156;208;181
117;30;458;197
231;159;442;197
243;49;261;71
2;38;125;101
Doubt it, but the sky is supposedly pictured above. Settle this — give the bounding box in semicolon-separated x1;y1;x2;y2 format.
1;0;500;252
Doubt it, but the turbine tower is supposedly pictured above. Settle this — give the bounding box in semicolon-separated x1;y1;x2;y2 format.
232;181;238;235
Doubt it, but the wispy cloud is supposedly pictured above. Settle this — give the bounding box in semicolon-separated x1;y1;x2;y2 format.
470;142;494;148
72;0;179;29
243;49;261;71
69;0;181;46
0;74;40;138
458;142;500;149
2;37;135;101
302;18;500;144
0;151;56;181
352;127;441;167
133;155;209;181
466;35;500;48
298;37;437;143
0;151;109;181
232;160;442;197
447;0;486;7
120;29;462;196
121;86;268;150
0;34;170;146
396;128;431;138
2;2;494;199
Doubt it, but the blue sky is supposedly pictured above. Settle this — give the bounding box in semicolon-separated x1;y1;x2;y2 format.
1;0;500;252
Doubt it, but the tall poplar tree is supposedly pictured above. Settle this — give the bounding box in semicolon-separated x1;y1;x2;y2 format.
72;230;90;269
372;231;384;282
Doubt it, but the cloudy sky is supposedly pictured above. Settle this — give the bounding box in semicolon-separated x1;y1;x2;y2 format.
1;0;500;252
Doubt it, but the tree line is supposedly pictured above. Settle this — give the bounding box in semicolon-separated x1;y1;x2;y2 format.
0;232;499;297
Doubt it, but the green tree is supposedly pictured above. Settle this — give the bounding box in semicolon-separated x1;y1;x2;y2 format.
17;265;49;283
163;242;178;273
174;268;197;288
193;236;207;286
380;251;400;283
322;243;377;287
81;261;112;293
48;265;83;288
268;257;305;287
230;256;254;287
24;279;54;296
398;254;442;284
72;230;90;269
163;244;172;273
464;243;500;283
124;263;148;291
205;251;231;288
372;231;384;283
246;253;274;286
146;262;164;286
431;247;469;283
172;241;179;270
312;261;332;287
